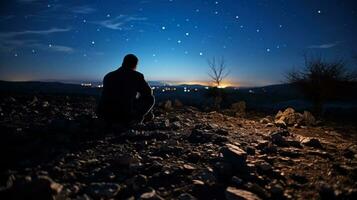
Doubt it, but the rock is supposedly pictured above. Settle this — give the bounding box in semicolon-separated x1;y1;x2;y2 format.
214;162;233;178
172;121;182;129
231;176;244;187
319;184;336;200
220;144;247;168
274;119;286;128
270;184;284;197
187;129;213;143
85;182;121;199
130;174;148;191
163;100;172;110
225;187;261;200
178;193;197;200
1;175;62;200
302;138;323;149
42;101;50;108
270;132;288;147
256;162;273;174
245;146;256;155
290;174;308;184
174;99;183;108
275;108;303;126
275;108;316;127
303;111;316;126
259;118;270;124
139;188;164;200
231;101;246;115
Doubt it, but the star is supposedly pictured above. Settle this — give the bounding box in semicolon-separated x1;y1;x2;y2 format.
279;24;283;28
32;49;35;53
317;10;321;14
83;19;87;23
199;52;203;56
185;32;189;36
196;9;200;12
215;1;219;5
106;14;111;18
266;48;271;52
161;26;166;30
14;53;18;57
47;4;51;8
256;29;260;32
152;54;156;57
91;41;95;45
177;24;181;27
214;11;218;15
48;44;52;47
177;40;182;44
235;15;239;19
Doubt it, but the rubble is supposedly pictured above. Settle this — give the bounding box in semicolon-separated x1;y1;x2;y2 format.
0;94;356;199
275;107;316;127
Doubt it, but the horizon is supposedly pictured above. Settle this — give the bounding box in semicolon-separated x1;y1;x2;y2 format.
1;0;357;87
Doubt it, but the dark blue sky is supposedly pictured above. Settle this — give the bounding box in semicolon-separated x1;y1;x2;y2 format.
0;0;356;86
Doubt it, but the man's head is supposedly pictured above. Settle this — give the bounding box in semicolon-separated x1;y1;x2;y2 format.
122;54;138;70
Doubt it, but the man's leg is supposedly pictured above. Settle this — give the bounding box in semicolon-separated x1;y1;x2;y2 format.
132;96;155;123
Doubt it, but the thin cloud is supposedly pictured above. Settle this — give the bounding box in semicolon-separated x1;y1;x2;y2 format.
72;6;96;14
0;28;71;38
308;41;340;49
94;15;147;30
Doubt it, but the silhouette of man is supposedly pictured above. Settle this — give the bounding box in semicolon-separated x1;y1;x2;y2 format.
97;54;154;125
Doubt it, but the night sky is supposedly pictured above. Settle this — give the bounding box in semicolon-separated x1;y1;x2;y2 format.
0;0;356;86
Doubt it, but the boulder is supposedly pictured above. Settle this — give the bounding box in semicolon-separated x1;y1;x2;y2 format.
231;101;246;115
275;108;316;127
220;144;247;167
225;187;261;200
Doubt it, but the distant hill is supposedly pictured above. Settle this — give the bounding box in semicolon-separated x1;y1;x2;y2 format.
0;81;101;96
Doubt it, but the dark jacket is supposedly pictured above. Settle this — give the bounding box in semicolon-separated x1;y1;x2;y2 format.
97;67;153;122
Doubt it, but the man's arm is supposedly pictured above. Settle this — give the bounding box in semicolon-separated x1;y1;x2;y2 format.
137;74;153;98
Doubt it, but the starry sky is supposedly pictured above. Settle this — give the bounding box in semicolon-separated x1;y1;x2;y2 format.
0;0;356;86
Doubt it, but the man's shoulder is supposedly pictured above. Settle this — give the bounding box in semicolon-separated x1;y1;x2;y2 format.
103;71;116;80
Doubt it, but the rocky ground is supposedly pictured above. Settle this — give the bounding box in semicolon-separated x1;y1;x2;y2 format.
0;94;356;200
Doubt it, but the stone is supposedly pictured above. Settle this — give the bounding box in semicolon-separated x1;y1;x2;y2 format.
303;111;316;126
270;132;287;147
1;175;63;200
231;101;246;114
163;100;172;110
220;144;247;167
174;99;183;107
274;119;286;128
259;118;270;124
139;188;164;200
275;107;304;126
225;187;261;200
302;138;323;149
178;193;197;200
85;182;121;199
256;162;273;174
245;146;256;155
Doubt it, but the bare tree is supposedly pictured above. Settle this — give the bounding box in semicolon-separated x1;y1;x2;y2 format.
208;57;230;87
206;57;230;110
286;55;356;116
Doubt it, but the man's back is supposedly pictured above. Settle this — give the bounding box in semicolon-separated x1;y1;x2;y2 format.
98;66;153;123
